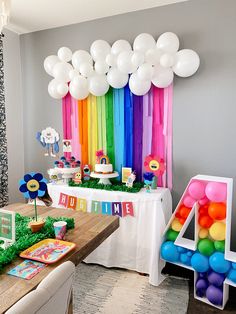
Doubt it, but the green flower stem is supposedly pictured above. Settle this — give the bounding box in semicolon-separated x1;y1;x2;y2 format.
34;199;38;221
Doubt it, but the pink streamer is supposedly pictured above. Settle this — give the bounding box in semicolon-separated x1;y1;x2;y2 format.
167;84;173;190
62;93;72;159
71;97;81;160
142;87;153;174
152;87;165;187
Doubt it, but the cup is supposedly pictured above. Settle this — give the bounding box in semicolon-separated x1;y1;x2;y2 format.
53;221;67;240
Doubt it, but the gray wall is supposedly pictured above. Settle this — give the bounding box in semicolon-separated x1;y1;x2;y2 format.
4;29;24;202
19;0;236;211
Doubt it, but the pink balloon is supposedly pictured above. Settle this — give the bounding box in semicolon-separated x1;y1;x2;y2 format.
199;196;209;206
188;181;205;200
183;195;195;208
205;182;227;202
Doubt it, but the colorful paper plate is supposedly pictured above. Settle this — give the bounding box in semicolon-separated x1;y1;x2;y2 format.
20;239;76;264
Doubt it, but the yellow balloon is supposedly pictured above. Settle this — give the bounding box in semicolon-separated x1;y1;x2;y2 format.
171;218;182;232
199;228;209;239
209;222;226;241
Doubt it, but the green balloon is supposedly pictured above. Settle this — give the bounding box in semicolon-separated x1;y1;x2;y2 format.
166;229;179;242
198;239;215;256
214;240;225;252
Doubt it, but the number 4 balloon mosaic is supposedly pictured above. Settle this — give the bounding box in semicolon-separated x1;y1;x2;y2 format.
161;175;236;310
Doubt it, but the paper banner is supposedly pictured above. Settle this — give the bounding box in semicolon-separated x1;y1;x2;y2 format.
122;202;134;217
58;193;134;218
91;201;101;214
112;202;123;217
67;195;77;210
76;198;87;212
58;193;68;207
102;202;112;215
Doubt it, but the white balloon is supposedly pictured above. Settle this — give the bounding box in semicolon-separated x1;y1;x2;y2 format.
44;55;60;76
69;69;80;81
90;40;111;61
57;47;72;62
89;74;109;96
173;49;200;77
106;53;117;67
57;82;69;97
69;76;89;100
48;79;62;99
145;48;162;65
160;53;175;68
107;68;128;89
133;33;156;53
137;63;153;81
53;62;73;82
129;72;151;96
72;50;93;70
156;32;179;53
117;51;137;74
131;51;145;67
152;65;174;88
111;39;132;55
79;63;94;77
95;60;109;75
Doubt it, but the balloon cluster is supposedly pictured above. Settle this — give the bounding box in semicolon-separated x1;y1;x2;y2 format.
161;179;236;307
44;32;200;100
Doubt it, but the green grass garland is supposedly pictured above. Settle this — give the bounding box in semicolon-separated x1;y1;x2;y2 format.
0;213;75;272
69;179;144;193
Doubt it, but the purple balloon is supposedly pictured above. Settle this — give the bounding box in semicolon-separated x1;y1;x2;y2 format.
206;285;223;306
208;271;225;287
196;278;208;297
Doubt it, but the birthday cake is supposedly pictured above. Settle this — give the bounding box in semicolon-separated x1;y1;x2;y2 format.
94;150;113;174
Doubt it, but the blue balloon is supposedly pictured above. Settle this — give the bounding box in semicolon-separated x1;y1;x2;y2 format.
161;241;179;262
180;253;191;265
187;250;194;257
232;262;236;270
177;246;187;253
209;252;231;274
227;269;236;283
191;253;209;272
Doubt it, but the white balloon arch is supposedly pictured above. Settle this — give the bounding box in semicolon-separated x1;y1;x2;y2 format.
44;32;200;100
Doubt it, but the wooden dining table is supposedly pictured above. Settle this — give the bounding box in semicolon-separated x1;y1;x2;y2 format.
0;203;119;313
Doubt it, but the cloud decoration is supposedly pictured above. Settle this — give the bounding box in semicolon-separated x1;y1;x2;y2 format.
44;32;200;100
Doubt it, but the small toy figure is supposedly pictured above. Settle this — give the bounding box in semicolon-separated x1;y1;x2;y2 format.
83;165;91;181
36;127;60;157
63;140;72;153
48;168;61;184
126;171;136;188
143;172;154;193
73;172;82;184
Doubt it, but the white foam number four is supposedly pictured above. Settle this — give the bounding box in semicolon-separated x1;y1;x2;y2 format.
161;175;236;310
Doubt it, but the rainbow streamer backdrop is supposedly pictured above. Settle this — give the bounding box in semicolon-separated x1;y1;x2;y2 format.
62;84;173;188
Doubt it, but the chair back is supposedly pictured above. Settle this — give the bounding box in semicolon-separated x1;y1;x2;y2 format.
6;261;75;314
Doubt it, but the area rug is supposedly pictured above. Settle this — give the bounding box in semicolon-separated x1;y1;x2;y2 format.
73;263;189;314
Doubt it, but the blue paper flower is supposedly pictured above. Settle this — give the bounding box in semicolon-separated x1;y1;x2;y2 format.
19;172;47;199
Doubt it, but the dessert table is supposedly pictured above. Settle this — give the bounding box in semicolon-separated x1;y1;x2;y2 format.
0;203;119;313
47;184;172;286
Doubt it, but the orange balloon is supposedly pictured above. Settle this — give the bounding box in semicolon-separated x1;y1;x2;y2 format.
198;215;214;228
179;206;191;219
178;217;186;225
208;202;226;220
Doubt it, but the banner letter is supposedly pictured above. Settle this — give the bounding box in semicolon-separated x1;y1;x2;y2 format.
91;201;101;214
112;202;122;217
58;193;68;207
122;202;134;217
102;202;112;215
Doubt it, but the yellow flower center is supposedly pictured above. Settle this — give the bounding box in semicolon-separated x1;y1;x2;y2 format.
27;179;40;192
149;160;160;171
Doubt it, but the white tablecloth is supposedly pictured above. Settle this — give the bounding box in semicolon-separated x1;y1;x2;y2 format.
47;183;172;286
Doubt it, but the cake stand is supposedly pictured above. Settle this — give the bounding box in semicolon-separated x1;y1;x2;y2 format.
90;171;119;185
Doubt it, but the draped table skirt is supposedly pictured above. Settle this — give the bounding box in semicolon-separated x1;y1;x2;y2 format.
47;183;172;286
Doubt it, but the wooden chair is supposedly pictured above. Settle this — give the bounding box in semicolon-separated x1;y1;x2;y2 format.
6;261;75;314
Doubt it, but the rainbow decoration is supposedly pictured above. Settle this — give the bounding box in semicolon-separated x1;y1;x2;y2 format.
62;84;173;187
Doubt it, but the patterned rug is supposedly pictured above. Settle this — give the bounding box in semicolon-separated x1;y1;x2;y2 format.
73;263;189;314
